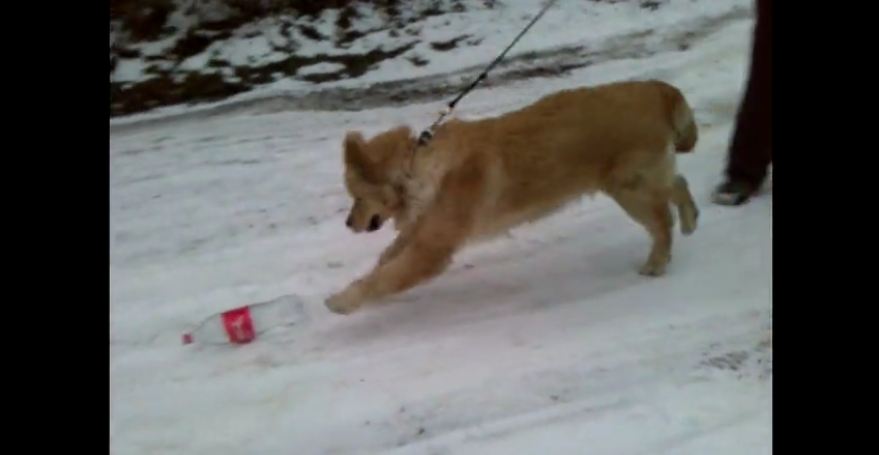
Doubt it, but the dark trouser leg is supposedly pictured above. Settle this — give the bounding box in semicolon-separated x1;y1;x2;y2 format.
715;0;772;205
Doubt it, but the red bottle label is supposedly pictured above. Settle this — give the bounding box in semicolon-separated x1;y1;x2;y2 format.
222;306;256;344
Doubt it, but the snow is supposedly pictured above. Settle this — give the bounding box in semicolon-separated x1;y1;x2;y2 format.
110;4;770;454
297;62;347;76
111;0;752;121
298;0;749;85
113;58;150;83
212;27;290;67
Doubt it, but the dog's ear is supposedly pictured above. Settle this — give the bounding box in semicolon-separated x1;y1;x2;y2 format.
344;131;381;183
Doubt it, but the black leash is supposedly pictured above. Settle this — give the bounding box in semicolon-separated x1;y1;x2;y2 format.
415;0;559;147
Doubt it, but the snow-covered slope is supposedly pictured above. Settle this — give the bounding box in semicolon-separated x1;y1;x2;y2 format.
110;4;770;454
110;0;751;119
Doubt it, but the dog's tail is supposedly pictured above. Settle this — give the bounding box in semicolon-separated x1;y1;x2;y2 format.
665;84;698;153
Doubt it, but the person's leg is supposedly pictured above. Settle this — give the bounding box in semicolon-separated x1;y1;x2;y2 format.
714;0;772;205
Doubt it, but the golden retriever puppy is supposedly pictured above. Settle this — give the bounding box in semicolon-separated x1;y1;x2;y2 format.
327;80;699;314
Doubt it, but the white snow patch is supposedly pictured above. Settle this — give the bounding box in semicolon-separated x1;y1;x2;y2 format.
113;58;150;83
297;62;346;76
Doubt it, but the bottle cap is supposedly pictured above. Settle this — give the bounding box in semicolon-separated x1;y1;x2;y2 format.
182;333;193;345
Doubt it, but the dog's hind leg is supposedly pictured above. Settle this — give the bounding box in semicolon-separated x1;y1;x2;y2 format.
609;181;674;277
671;174;699;235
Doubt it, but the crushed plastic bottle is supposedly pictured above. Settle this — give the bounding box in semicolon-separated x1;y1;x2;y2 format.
182;294;306;345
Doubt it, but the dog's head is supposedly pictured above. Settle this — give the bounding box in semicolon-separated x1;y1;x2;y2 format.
341;127;413;233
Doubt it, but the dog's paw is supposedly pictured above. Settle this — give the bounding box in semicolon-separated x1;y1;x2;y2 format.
681;209;698;236
639;260;668;277
325;287;364;315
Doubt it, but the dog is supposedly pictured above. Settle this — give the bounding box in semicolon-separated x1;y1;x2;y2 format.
326;80;699;314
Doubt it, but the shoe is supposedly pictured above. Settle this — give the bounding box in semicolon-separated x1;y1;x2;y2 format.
712;180;758;206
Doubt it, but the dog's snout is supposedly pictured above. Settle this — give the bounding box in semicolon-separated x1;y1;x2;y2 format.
345;215;354;228
367;215;381;232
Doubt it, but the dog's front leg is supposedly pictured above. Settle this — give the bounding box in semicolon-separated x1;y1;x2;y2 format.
325;230;459;314
377;227;415;266
326;165;483;314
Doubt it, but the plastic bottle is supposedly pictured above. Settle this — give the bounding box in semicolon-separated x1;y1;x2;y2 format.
182;294;306;345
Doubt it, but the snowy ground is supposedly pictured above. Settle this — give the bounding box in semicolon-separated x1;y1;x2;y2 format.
110;4;771;454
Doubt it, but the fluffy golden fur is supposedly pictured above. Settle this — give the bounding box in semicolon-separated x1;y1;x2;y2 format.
327;80;699;314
